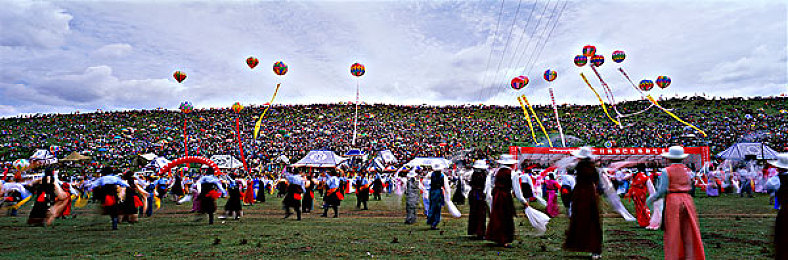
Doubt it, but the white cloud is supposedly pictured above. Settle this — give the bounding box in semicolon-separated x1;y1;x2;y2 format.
0;0;785;117
0;1;72;49
93;43;133;58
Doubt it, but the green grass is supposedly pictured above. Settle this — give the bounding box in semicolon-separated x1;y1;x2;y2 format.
0;193;776;259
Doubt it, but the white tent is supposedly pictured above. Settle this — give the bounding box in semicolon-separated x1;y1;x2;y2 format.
292;150;347;168
146;156;172;169
717;142;780;160
30;149;58;165
405;157;452;169
210;155;243;169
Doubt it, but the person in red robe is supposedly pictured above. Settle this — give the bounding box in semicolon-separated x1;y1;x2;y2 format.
243;178;255;205
564;147;603;259
57;181;73;219
485;155;528;248
647;146;705;260
628;167;651;227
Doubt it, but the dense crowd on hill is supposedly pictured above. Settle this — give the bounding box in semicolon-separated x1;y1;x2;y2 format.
0;96;786;171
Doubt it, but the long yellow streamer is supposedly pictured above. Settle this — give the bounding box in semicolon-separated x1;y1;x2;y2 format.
517;96;539;144
580;73;621;126
253;83;282;139
521;95;553;147
645;95;708;137
75;193;89;208
1;195;31;210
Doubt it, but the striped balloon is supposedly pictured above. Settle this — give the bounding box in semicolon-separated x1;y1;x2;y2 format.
173;71;187;83
179;101;194;114
611;50;626;63
590;55;604;67
656;76;671;89
12;159;30;172
246;56;259;69
574;55;587;67
231;102;244;113
543;69;557;82
350;63;365;77
511;76;529;90
639;80;654;91
273;61;288;76
582;45;596;57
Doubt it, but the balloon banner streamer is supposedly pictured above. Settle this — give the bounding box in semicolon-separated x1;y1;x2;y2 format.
517;96;539;144
521;95;553;147
75;193;89;208
183;118;189;156
235;117;250;174
589;65;619;113
580;73;621;126
253;83;282;139
548;88;567;147
645;95;708;137
616;68;658;118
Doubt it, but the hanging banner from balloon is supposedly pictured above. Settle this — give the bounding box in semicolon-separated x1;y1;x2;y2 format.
544;69;565;147
231;102;250;174
350;62;365;146
645;95;707;137
253;61;288;139
179;101;194;156
517;96;539;145
580;73;620;126
521;95;553;147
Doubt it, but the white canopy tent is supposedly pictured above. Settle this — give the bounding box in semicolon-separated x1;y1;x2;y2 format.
292;150;347;168
210;155;244;169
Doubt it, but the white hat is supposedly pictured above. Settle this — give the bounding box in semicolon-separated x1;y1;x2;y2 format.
769;153;788;169
406;170;418;178
472;160;489;169
571;147;596;160
431;163;446;171
662;146;689;160
496;154;518;165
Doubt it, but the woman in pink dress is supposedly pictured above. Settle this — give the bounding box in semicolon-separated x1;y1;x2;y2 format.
647;146;705;260
544;173;560;217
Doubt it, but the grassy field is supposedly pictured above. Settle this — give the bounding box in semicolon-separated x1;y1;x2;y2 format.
0;192;777;259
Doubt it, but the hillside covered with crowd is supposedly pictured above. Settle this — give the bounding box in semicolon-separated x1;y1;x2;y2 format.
1;96;786;170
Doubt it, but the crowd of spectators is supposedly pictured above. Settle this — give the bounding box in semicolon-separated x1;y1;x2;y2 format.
0;96;785;172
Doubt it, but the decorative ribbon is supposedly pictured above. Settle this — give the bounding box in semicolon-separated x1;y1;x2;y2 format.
521;95;553;147
645;95;708;137
517;96;539;145
548;87;566;147
253;83;282;139
183;118;189;157
581;73;621;126
235;117;250;174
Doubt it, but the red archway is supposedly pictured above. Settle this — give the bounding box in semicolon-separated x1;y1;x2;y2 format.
157;156;223;177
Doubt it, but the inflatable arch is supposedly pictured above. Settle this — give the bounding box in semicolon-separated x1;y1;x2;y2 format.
157;156;223;177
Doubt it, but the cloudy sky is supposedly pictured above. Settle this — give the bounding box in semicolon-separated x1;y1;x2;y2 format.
0;0;785;116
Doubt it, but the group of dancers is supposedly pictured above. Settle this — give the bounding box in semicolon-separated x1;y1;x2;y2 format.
4;146;788;259
393;146;710;259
